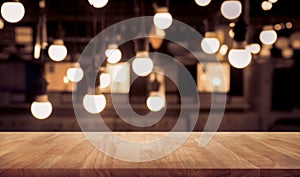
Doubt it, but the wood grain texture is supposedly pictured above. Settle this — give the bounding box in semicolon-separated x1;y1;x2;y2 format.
0;132;299;177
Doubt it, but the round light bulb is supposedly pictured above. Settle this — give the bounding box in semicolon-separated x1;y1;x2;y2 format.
48;40;68;61
67;66;84;83
286;22;293;29
146;92;165;112
246;43;261;54
83;94;106;114
228;49;252;69
31;101;53;120
105;44;122;64
259;27;277;45
195;0;211;6
201;37;220;54
1;2;25;23
132;51;153;77
221;0;242;20
90;0;108;8
153;8;173;30
100;73;111;88
261;1;272;11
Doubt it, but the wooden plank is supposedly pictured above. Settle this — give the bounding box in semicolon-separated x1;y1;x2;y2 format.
0;132;299;177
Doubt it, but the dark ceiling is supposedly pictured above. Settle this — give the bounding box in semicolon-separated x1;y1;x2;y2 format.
1;0;299;63
5;0;300;29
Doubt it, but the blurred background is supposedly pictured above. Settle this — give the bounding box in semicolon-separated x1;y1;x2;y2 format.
0;0;300;132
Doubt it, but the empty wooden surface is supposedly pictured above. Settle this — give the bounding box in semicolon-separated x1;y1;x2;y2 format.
0;132;299;177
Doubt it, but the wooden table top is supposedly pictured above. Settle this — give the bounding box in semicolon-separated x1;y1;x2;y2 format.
0;132;299;177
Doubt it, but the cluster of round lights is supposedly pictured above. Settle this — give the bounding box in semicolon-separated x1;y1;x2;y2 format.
7;0;290;118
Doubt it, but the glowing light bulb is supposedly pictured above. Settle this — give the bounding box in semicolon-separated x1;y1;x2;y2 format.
83;94;106;114
34;43;41;59
146;92;165;112
228;48;252;69
261;1;272;11
132;51;153;77
219;44;228;56
286;22;293;29
67;63;84;83
100;73;111;88
48;39;67;61
195;0;211;6
153;7;173;30
268;0;278;3
1;2;25;23
30;95;52;120
259;26;277;45
88;0;108;8
201;32;220;54
246;43;261;54
105;44;122;64
221;0;242;20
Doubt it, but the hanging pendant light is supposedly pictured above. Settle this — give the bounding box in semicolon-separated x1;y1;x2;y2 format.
31;95;53;120
48;39;68;61
30;73;52;120
195;0;211;6
221;0;242;20
83;84;107;114
147;91;165;112
132;38;153;77
228;48;252;69
48;23;68;62
83;93;106;114
34;0;47;59
153;7;173;30
259;25;277;45
88;0;108;8
132;51;153;77
201;31;220;54
1;1;25;23
66;62;84;83
146;73;165;112
228;42;252;69
105;44;122;64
